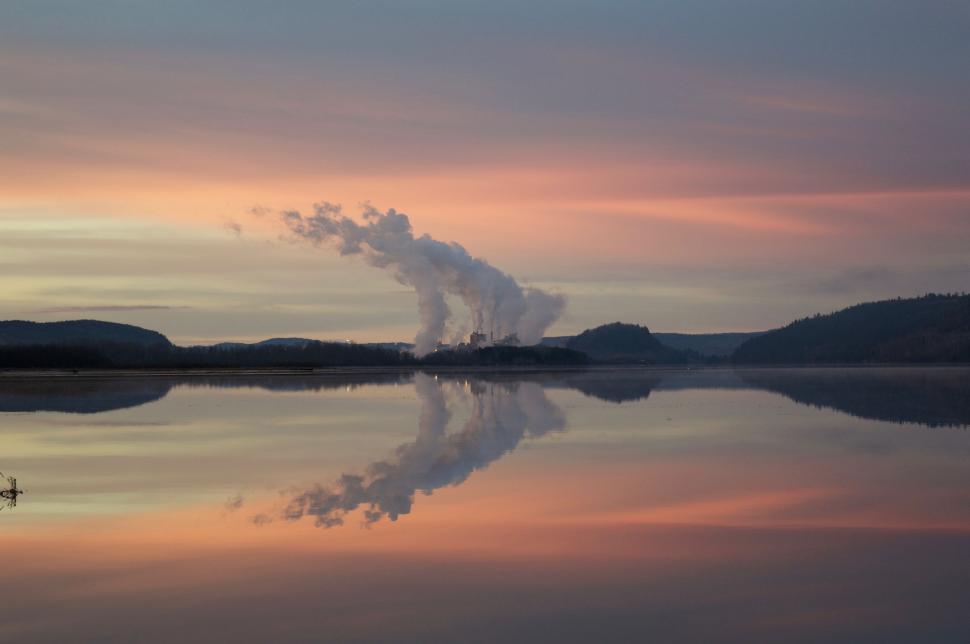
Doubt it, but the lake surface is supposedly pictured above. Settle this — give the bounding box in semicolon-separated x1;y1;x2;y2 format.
1;367;969;643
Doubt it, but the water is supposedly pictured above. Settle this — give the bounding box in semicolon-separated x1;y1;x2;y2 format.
1;367;969;643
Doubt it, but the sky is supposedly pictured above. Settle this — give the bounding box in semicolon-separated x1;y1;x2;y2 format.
1;0;968;344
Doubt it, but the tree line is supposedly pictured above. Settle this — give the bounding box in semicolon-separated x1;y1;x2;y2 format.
0;341;589;369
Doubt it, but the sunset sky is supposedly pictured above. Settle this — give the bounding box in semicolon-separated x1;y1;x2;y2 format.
2;1;968;344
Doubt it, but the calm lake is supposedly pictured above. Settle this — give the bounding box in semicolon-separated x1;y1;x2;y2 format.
1;367;969;643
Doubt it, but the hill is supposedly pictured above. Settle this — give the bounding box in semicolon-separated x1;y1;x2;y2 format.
732;294;970;364
0;320;172;347
654;332;763;357
566;322;686;363
209;337;333;350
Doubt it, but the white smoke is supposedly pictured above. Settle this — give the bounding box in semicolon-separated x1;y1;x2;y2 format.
279;373;565;528
280;202;566;356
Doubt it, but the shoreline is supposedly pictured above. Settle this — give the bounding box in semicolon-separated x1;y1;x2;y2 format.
2;363;969;380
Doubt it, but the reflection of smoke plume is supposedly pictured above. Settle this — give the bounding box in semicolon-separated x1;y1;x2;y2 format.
280;202;566;356
281;373;565;528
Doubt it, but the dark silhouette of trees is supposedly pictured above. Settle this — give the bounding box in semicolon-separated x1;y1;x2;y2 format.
732;293;970;364
0;341;415;369
422;345;589;367
0;345;112;369
0;341;589;369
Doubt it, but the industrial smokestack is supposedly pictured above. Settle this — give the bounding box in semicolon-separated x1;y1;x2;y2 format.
280;202;565;356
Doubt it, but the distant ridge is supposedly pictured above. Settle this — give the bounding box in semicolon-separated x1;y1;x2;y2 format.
209;337;338;350
732;293;970;363
654;332;762;358
0;319;171;347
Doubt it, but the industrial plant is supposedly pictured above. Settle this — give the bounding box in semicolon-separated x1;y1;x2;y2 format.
441;330;522;353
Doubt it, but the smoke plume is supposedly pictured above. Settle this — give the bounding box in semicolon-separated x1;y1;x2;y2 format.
280;202;565;355
279;373;565;528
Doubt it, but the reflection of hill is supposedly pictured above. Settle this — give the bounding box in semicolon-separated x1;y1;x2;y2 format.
0;372;412;413
542;369;751;403
190;369;666;404
437;370;664;403
0;379;172;413
4;367;968;428
552;371;663;403
738;368;970;428
481;367;970;426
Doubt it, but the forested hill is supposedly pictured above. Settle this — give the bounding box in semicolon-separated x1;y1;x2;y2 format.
0;320;172;347
566;322;686;363
732;294;970;364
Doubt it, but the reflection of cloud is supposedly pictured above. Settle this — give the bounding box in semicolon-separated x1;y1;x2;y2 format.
278;373;565;528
